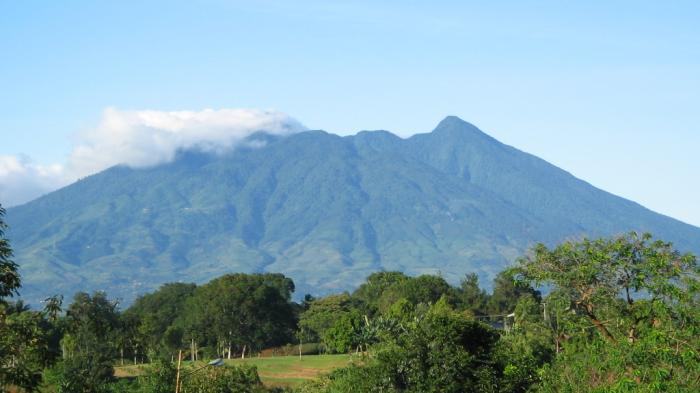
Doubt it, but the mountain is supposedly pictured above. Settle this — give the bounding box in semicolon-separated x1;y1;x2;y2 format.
7;117;700;305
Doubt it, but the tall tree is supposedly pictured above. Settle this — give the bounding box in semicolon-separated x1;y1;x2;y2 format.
0;205;20;300
514;232;700;391
458;273;488;315
58;292;121;392
0;204;50;392
124;282;196;359
43;295;64;322
179;273;296;359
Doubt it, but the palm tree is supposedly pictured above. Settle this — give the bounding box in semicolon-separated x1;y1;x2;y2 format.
43;294;64;322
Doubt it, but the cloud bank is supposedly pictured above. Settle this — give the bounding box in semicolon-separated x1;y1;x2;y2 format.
0;108;306;207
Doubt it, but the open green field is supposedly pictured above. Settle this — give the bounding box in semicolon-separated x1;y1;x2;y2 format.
114;354;356;388
229;354;356;386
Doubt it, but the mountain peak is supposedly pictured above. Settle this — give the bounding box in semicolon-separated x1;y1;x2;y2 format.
437;115;469;126
433;116;484;137
436;115;476;128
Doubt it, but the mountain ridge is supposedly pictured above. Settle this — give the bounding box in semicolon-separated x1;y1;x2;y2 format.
7;117;700;305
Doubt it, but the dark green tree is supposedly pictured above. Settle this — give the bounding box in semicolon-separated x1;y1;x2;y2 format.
179;273;296;359
123;282;196;360
43;295;64;322
56;291;120;392
487;270;540;315
458;273;489;315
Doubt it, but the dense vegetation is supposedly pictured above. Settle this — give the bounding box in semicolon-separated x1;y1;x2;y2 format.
1;204;699;392
8;117;700;306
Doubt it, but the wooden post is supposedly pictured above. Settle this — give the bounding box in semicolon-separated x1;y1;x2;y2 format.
175;350;182;393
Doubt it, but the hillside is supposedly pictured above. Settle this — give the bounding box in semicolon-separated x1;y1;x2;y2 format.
7;117;700;305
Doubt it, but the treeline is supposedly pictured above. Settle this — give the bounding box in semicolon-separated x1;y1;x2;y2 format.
1;203;699;392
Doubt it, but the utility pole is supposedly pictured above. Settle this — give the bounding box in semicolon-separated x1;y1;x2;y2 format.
175;350;182;393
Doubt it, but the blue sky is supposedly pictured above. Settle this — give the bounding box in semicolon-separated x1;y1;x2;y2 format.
1;1;699;226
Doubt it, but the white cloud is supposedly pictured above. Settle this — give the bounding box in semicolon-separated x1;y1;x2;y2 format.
0;155;69;207
0;108;306;207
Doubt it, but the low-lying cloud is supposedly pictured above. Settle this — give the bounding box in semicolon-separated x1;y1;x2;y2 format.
0;108;306;207
0;155;69;207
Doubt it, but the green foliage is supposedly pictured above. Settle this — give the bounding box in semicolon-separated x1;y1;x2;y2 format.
0;205;20;299
299;293;356;345
297;363;396;393
459;273;489;315
53;292;121;392
54;352;115;393
492;297;555;393
0;307;52;392
179;273;297;356
487;270;540;315
133;360;177;393
352;272;410;315
182;364;266;393
0;204;54;392
123;282;196;358
304;298;510;393
43;294;64;322
384;298;414;323
64;292;120;356
514;232;700;392
352;273;456;315
323;312;362;354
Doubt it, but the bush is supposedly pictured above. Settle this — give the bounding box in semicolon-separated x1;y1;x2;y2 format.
134;360;177;393
182;364;266;393
54;353;115;393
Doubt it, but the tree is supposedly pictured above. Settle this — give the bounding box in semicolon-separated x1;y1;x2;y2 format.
299;293;355;344
0;204;52;392
123;282;196;360
353;272;456;316
43;295;64;323
55;353;114;393
458;273;488;315
0;309;51;392
56;292;121;392
323;311;362;354
353;271;409;315
487;270;540;315
179;273;296;359
64;292;120;354
0;205;20;300
304;297;506;393
514;232;700;391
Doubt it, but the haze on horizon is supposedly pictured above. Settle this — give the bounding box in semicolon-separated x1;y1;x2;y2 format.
1;1;699;226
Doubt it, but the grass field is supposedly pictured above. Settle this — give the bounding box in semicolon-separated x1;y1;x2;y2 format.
229;354;356;386
114;354;356;388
